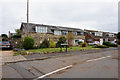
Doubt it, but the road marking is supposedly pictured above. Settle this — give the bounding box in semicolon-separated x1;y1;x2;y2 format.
86;56;111;62
33;65;73;80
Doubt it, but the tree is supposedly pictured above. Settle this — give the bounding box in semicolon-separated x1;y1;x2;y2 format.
12;29;21;38
56;37;66;47
1;34;8;38
117;32;120;40
67;32;74;46
15;29;21;35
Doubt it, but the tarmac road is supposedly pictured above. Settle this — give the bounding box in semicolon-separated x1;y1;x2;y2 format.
2;48;119;79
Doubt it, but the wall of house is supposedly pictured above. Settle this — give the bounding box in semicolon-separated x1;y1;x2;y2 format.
22;32;85;46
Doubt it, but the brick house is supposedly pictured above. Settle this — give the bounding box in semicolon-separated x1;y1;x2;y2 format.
20;22;85;46
85;29;117;45
103;32;117;42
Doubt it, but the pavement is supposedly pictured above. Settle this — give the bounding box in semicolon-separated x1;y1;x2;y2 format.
2;47;119;79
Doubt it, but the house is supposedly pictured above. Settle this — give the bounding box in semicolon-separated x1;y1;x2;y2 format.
20;22;85;46
103;32;117;42
85;29;117;45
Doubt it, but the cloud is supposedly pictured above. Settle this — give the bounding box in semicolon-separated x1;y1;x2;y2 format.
1;0;118;35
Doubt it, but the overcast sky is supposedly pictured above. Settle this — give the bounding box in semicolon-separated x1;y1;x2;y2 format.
1;0;119;35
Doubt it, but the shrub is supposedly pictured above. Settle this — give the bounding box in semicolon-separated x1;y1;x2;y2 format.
109;44;118;47
49;41;56;48
40;39;49;48
103;42;111;46
22;37;34;50
93;45;108;48
78;41;83;45
103;41;118;47
56;37;66;47
80;42;88;47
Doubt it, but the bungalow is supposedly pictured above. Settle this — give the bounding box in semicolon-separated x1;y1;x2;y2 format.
20;22;85;46
85;29;117;45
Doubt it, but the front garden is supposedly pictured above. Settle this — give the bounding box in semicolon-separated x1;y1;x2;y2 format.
13;36;118;56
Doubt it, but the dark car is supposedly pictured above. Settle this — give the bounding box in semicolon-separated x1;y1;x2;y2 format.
0;41;12;49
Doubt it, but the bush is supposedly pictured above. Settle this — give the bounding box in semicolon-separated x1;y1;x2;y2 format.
103;41;118;47
22;37;34;50
109;44;118;47
78;41;83;45
103;42;111;46
56;37;66;47
40;39;49;48
93;45;108;48
80;42;88;47
49;41;56;48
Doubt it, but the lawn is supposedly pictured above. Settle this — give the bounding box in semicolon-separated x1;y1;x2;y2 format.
28;46;99;53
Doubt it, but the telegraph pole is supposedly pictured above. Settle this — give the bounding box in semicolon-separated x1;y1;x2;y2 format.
26;0;29;37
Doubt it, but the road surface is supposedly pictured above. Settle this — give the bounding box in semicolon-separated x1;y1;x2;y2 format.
2;48;119;79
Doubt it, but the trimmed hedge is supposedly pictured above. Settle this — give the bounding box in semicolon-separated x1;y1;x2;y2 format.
23;37;34;50
103;42;118;47
93;45;108;48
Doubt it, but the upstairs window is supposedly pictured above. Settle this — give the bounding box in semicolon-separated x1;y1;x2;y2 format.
62;31;68;35
54;30;61;35
36;26;47;33
73;32;77;36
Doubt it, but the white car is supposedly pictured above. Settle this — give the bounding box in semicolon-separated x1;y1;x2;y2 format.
88;41;99;45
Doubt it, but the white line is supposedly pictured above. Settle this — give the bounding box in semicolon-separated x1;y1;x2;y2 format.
86;56;111;62
33;65;72;80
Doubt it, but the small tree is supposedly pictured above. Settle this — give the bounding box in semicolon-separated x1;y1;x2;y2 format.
23;37;34;50
67;32;74;46
56;37;66;47
12;29;21;38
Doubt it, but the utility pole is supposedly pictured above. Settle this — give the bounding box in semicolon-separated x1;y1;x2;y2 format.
26;0;29;37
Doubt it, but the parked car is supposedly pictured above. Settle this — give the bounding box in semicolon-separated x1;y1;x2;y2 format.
109;41;117;44
88;41;99;45
0;41;12;49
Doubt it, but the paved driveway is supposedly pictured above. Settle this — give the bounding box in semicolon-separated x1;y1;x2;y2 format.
1;50;27;63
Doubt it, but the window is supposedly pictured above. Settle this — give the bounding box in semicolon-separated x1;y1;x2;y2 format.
95;32;102;36
54;30;61;35
62;31;68;35
78;32;84;35
75;40;79;43
109;34;114;37
36;26;47;33
73;32;77;35
87;39;92;41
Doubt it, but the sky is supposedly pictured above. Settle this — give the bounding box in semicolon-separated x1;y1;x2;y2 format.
0;0;119;35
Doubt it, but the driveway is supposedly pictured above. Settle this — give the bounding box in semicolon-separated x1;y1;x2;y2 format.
1;50;27;63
